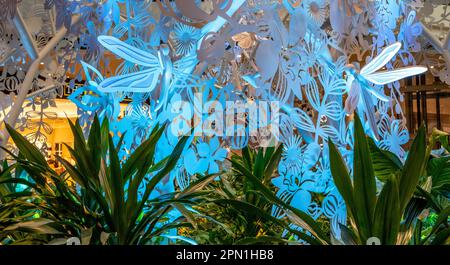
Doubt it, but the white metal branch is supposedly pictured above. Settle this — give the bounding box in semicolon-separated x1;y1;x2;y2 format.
11;8;39;60
0;15;81;159
0;48;17;65
420;22;450;71
26;85;57;98
444;29;450;51
421;22;445;53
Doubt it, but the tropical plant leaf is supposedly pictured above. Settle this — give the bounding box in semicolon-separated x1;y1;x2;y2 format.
399;125;426;212
228;159;330;244
235;236;293;245
5;124;48;166
328;140;355;221
429;228;450;245
352;114;376;242
428;156;450;195
373;175;400;244
3;218;62;235
367;137;402;181
214;199;324;245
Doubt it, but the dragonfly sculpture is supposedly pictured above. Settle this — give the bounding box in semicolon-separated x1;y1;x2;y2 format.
97;36;199;114
344;42;427;137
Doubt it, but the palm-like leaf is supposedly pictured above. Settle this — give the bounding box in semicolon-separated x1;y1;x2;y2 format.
328;113;434;245
226;145;330;245
1;116;208;245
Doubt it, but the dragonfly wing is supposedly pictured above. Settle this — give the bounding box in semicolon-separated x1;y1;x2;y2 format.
98;69;162;93
363;66;427;85
366;87;390;102
98;35;161;68
360;42;401;75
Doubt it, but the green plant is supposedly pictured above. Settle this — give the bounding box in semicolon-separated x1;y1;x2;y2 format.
409;133;450;245
370;127;450;245
200;146;285;244
329;113;449;245
0;161;38;244
0;117;212;245
192;145;330;245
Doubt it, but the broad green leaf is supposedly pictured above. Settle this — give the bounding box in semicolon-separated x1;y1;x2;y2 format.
402;197;428;229
5;124;47;166
87;116;102;175
122;124;163;180
430;228;450;245
253;148;264;180
367;137;402;181
3;218;62;235
373;175;400;245
399;125;426;212
352;113;376;241
328;140;355;218
263;144;283;184
428;156;450;194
